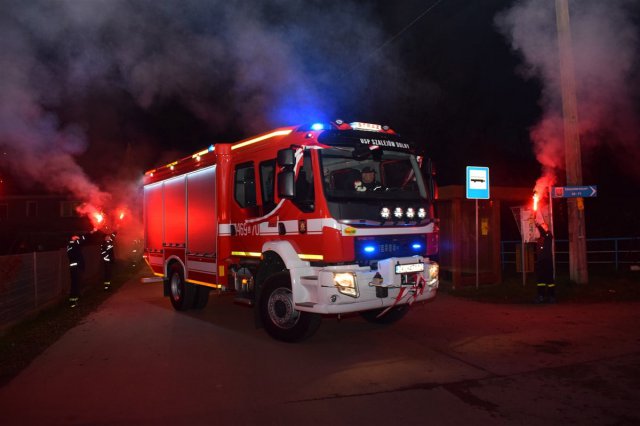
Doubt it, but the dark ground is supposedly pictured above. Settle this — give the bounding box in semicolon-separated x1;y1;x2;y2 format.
0;262;147;387
1;263;638;388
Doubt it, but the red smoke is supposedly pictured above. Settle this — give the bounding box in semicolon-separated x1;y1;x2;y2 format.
498;0;640;194
75;203;133;232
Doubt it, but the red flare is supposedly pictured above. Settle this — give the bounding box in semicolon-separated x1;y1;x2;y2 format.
76;203;106;229
533;192;539;212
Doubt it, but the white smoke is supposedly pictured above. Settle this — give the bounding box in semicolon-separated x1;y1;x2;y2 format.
0;0;390;213
496;0;640;191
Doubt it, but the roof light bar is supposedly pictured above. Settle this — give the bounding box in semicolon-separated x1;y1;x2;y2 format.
350;122;382;132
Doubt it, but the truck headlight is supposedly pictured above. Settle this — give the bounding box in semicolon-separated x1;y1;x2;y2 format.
429;263;439;281
334;272;359;298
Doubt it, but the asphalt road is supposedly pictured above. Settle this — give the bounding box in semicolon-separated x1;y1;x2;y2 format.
1;277;639;425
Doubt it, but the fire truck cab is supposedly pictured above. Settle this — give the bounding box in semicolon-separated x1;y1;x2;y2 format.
143;120;439;341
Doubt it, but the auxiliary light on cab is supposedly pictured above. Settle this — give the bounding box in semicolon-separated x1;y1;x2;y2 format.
380;207;391;220
311;122;325;131
393;207;404;219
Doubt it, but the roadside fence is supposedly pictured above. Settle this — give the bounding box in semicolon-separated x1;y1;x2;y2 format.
0;246;101;332
501;237;640;272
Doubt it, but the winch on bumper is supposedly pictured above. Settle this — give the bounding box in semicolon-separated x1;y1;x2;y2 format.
294;256;438;315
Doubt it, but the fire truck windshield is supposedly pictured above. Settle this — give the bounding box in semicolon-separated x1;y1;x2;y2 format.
319;147;427;201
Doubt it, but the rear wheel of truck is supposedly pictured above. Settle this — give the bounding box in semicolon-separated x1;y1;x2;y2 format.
360;305;409;324
168;264;195;311
259;272;321;342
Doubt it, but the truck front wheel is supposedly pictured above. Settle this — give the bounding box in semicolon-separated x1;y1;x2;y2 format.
169;264;195;311
259;272;321;342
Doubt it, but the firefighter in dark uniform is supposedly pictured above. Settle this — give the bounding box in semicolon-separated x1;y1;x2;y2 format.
67;234;87;307
101;231;116;291
535;222;555;303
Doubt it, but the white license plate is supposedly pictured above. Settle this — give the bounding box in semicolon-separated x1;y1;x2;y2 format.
395;263;424;274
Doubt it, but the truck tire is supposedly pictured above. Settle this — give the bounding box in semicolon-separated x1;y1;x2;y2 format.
360;305;409;324
168;264;195;311
193;285;210;310
259;272;321;342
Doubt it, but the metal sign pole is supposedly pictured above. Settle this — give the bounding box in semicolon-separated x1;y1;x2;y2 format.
522;233;526;287
510;206;527;287
466;166;489;291
549;186;556;280
476;199;479;289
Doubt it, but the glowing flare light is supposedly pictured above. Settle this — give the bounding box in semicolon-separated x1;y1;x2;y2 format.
532;192;539;212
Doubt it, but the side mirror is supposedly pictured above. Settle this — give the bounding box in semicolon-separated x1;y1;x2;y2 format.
277;148;295;167
422;158;438;201
278;170;295;199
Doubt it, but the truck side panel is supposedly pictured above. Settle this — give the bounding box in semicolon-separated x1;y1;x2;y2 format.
185;166;219;285
186;166;217;255
144;182;164;250
143;182;165;275
163;176;187;246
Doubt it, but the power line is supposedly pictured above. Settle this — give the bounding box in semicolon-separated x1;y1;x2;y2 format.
375;0;446;56
346;0;446;74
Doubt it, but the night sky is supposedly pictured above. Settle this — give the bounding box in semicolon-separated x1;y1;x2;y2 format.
1;0;639;236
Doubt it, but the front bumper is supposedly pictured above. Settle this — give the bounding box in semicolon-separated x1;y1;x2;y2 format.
292;256;438;315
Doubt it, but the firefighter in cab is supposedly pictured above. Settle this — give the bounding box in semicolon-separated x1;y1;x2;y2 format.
67;229;95;307
101;231;117;291
534;221;555;303
354;167;382;192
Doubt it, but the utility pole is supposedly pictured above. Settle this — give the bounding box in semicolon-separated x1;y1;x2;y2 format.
555;0;589;284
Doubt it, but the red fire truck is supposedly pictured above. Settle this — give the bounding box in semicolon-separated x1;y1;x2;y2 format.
143;120;439;341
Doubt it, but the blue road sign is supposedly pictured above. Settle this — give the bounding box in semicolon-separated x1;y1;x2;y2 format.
466;166;490;199
552;185;598;198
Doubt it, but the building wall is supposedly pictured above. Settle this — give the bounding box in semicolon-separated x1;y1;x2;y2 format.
0;195;88;254
437;186;532;288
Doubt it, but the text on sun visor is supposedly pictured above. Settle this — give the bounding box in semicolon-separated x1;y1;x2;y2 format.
359;138;411;149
